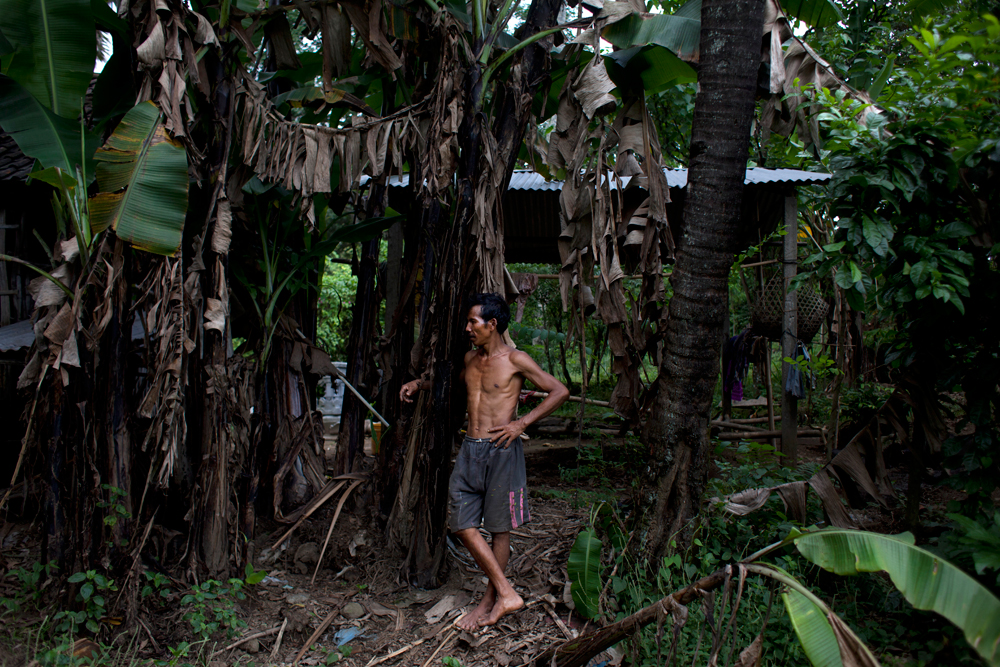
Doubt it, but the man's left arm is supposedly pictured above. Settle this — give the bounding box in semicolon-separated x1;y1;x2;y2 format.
488;352;570;447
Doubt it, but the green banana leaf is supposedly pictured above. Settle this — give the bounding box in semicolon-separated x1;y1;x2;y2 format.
0;26;12;55
89;102;190;256
0;0;96;118
601;12;701;62
782;587;842;667
867;55;895;102
796;529;1000;667
91;48;137;125
0;75;96;175
781;0;844;28
90;0;126;35
604;45;697;96
752;561;882;667
568;528;603;619
326;215;402;245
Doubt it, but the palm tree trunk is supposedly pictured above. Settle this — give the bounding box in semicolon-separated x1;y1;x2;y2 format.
645;0;766;561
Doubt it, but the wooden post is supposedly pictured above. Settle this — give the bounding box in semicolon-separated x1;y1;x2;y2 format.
764;341;776;447
781;194;798;464
722;306;731;421
0;209;8;326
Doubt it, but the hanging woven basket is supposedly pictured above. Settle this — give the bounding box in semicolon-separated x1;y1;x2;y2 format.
750;276;829;343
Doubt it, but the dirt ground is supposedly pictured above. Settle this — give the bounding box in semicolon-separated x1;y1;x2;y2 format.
208;439;607;667
0;432;966;667
0;437;616;667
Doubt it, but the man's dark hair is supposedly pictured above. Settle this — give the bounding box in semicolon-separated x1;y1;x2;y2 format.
467;293;511;334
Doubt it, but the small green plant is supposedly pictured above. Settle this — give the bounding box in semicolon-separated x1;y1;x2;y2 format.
322;644;353;664
1;560;56;613
938;511;1000;586
53;570;118;635
180;564;266;641
153;640;193;667
783;352;839;379
141;570;173;603
442;657;463;667
97;484;132;548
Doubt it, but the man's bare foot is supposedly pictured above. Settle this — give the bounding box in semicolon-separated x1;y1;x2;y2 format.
457;590;495;631
478;589;524;627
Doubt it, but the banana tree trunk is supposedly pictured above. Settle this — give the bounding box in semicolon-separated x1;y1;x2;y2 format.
378;0;562;587
336;181;388;476
644;0;767;561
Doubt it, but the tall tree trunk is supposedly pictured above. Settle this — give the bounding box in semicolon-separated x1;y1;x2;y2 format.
644;0;766;561
193;48;238;576
336;183;387;476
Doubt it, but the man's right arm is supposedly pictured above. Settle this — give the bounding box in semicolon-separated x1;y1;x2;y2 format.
400;378;423;403
401;351;475;403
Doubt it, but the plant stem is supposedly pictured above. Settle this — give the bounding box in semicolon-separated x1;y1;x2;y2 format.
0;254;74;298
483;25;566;83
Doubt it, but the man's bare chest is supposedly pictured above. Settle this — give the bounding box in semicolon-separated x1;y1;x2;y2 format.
466;358;521;394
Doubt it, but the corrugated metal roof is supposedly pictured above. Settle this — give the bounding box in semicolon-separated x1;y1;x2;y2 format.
742;168;832;185
0;317;146;353
371;167;830;191
508;171;564;191
0;131;34;182
502;167;831;191
0;319;35;353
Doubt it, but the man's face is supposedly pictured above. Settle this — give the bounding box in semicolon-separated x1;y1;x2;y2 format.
466;305;494;346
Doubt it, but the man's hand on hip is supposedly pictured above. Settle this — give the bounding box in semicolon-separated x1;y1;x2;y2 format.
488;420;525;448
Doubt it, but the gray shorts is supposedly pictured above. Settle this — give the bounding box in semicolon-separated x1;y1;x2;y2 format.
448;436;530;533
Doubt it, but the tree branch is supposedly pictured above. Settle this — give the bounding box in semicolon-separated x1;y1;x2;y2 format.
530;568;728;667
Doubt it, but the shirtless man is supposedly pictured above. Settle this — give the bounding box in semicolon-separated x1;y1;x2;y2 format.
400;293;569;629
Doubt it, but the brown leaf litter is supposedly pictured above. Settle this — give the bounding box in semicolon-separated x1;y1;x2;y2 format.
212;498;591;667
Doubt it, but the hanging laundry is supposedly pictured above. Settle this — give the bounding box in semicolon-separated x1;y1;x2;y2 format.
785;340;812;400
723;330;755;402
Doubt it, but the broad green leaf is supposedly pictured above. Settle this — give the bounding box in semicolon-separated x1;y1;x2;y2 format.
906;35;930;57
245;569;267;585
795;529;1000;667
568;528;603;619
833;264;854;290
903;0;951;19
90;0;126;35
938;221;975;239
601;12;700;62
862;218;886;256
90;102;189;256
0;0;96;118
867;55;895;101
781;0;844;28
844;288;866;311
909;260;929;286
848;261;863;284
0;26;12;55
0;75;96;175
604;45;697;96
327;215;403;245
91;48;137;124
674;0;702;19
782;588;842;667
28;166;77;188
